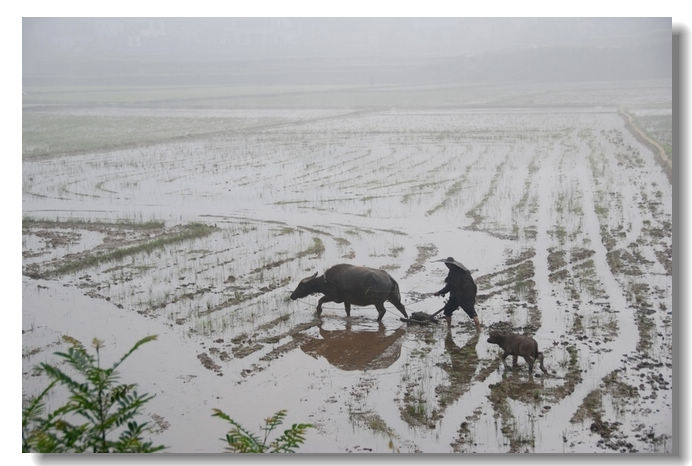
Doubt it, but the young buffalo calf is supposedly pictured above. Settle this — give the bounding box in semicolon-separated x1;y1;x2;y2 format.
487;332;548;375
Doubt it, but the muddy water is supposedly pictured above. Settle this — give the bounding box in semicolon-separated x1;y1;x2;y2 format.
529;134;636;451
22;101;673;453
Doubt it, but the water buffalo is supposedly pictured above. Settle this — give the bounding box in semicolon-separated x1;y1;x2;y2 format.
487;332;548;375
290;264;408;321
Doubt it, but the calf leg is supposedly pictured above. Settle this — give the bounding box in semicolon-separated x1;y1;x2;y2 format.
375;303;387;321
501;352;510;368
524;355;535;374
537;352;548;374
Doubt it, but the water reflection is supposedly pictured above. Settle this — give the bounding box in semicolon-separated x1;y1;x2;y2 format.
435;330;480;407
300;320;406;371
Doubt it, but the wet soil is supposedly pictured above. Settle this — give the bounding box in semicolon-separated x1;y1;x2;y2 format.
22;93;673;453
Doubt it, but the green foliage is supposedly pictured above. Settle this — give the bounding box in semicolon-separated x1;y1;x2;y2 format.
212;408;313;453
22;335;165;453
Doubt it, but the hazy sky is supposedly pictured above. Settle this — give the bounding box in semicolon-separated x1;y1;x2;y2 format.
22;18;672;86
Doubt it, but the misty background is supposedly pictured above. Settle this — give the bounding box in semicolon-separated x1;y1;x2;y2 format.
23;18;671;88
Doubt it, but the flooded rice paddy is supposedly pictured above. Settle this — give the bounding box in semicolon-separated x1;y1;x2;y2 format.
22;83;673;453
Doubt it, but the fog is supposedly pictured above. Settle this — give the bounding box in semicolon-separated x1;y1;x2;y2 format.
22;16;675;455
23;18;671;88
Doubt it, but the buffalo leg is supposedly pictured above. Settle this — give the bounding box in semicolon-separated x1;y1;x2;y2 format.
501;353;510;368
375;303;387;321
317;296;335;316
344;302;351;317
512;355;519;368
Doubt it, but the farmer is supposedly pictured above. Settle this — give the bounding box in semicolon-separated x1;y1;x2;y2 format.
432;257;480;330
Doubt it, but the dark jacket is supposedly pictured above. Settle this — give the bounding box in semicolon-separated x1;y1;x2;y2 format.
437;266;477;304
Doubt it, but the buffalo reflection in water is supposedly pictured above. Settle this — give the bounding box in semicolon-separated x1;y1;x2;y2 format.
300;320;406;371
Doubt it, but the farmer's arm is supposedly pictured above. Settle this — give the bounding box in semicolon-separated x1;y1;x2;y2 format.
435;283;450;296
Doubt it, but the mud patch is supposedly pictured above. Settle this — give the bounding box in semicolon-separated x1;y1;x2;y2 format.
350;411;397;439
150;414;171;434
405;244;438;277
197;352;223;375
570;376;639;453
